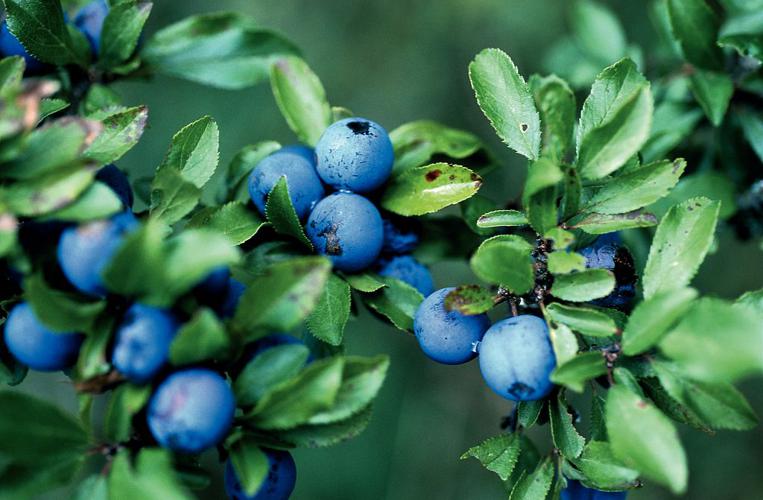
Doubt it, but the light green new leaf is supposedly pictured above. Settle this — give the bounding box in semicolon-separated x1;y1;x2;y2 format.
45;182;123;222
381;163;482;216
571;0;627;63
621;287;698;355
469;48;541;160
529;74;576;162
444;285;495;315
362;276;423;332
270;56;332;146
306;273;352;346
390;120;482;173
149;167;201;226
545;303;617;337
156;116;219;188
186;201;266;246
570;441;639;490
460;434;520;481
551;269;615;302
476;209;528;228
607;385;688;493
547;251;587;274
642;197;720;298
572;211;658;234
470;235;534;294
551;351;607;393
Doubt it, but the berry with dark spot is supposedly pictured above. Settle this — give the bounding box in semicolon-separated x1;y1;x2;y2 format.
112;304;179;384
57;212;138;296
147;368;235;453
377;255;434;296
224;449;297;500
315;117;393;192
248;148;325;220
478;315;556;401
3;302;84;372
561;480;627;499
413;287;490;364
305;192;383;272
579;233;637;310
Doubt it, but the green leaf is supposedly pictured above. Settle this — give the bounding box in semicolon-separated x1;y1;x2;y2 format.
719;9;763;60
576;58;650;180
476;209;528;228
509;457;555;500
444;285;495;315
524;159;563;234
362;276;423;332
666;0;724;69
102;220;166;298
460;433;520;481
689;69;733;126
265;177;312;248
229;439;268;496
642;197;720;298
43;181;123;222
469;48;541;160
529;74;576;162
571;0;627;63
308;355;389;425
549;391;585;458
85;106;149;164
545;303;617;337
572;211;658;234
381;163;482;216
470;235;534;294
660;298;763;382
551;352;607;393
551;269;615;302
0;163;96;217
4;0;85;66
226;142;281;202
74;318;114;380
306;274;352;346
270;56;331;146
522;158;564;204
109;449;191;500
621;287;698;355
169;309;229;365
652;360;758;431
97;1;152;69
739;109;763;163
390;120;482;173
548;321;579;367
569;441;639;490
247;356;344;430
143;12;299;89
234;343;310;407
547;251;587;274
80;84;121;116
649;170;737;220
0;391;88;465
156;116;219;188
104;384;151;442
461;194;497;235
0;340;27;386
342;272;386;293
72;475;108;500
584;159;686;214
269;404;374;448
642;102;703;162
0;56;24;94
186;201;266;246
606;385;688;493
149;168;201;226
233;257;332;338
517;400;544;428
25;273;105;333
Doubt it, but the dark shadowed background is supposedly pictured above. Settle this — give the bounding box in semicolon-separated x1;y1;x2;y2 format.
14;1;763;498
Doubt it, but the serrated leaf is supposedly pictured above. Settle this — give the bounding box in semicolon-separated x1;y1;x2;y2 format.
229;439;268;496
444;285;495;315
143;12;299;89
621;287;698;355
109;449;191;500
270;404;374;448
461;434;520;481
98;1;152;70
469;48;541;160
234;344;310;407
265;177;312;248
642;197;720;298
270;56;331;146
689;69;733;126
551;352;607;393
529;74;576;162
470;235;534;294
390;120;482;173
149;168;201;225
546;303;617;337
606;385;688;494
381;163;482;216
572;211;658;234
509;457;555;500
156;116;219;188
4;0;85;66
659;298;763;382
169;309;229;365
570;441;639;490
476;209;528;228
306;273;352;346
549;391;585;458
233;257;332;338
362;276;423;332
517;400;544;428
25;273;105;333
342;272;386;293
85;105;149;164
551;269;615;302
666;0;724;70
186;201;266;246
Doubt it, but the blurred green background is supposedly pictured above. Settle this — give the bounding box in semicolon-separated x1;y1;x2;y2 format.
14;0;763;498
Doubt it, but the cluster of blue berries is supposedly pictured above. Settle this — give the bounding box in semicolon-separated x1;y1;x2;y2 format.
0;0;109;70
248;117;434;295
2;161;297;499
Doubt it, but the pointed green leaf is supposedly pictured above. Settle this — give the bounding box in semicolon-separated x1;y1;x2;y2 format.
381;163;482;216
234;343;310;407
390;120;482;173
529;74;576;162
476;209;528;228
460;434;521;481
470;235;534;294
546;303;617;337
572;211;658;234
622;287;698;355
186;201;266;246
509;457;555;500
666;0;724;69
551;269;615;302
306;273;352;346
689;69;733;126
362;276;423;332
265;177;312;248
551;352;607;393
550;391;585;458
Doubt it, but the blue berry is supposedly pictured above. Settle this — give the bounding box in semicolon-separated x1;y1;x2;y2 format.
224;449;296;500
306;192;383;272
315;117;394;192
579;234;636;310
147;368;235;453
279;144;316;163
219;278;246;318
381;216;419;254
73;0;109;54
248;148;325;220
3;302;84;372
378;255;434;296
112;304;179;384
0;21;44;72
561;480;627;500
57;212;138;296
478;315;556;401
413;287;490;365
95;164;133;209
